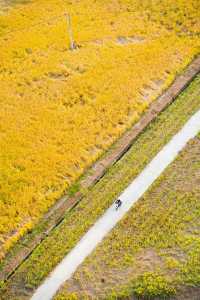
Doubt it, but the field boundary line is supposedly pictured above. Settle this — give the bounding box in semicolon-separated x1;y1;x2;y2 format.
1;54;200;282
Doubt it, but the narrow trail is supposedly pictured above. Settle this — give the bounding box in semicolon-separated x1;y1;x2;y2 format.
31;109;200;300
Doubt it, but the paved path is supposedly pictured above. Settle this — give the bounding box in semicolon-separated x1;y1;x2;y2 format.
31;109;200;300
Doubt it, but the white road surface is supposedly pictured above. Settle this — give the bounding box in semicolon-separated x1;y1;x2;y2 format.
31;109;200;300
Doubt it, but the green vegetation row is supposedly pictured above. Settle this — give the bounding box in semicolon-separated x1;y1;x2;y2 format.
1;75;200;299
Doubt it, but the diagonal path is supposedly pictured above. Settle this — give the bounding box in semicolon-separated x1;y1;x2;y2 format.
31;109;200;300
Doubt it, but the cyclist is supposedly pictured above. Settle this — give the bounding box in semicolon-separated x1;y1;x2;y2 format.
115;198;122;209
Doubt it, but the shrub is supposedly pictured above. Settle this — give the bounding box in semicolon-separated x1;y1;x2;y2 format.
132;272;176;298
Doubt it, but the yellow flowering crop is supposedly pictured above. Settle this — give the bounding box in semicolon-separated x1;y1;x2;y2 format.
0;0;200;258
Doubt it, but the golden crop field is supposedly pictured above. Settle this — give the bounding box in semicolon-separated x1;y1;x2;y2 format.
1;74;200;300
0;0;199;258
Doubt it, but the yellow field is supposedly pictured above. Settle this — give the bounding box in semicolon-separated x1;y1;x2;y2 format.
0;0;199;258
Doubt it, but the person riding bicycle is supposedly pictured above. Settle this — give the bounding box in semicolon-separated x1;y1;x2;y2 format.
115;198;122;209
